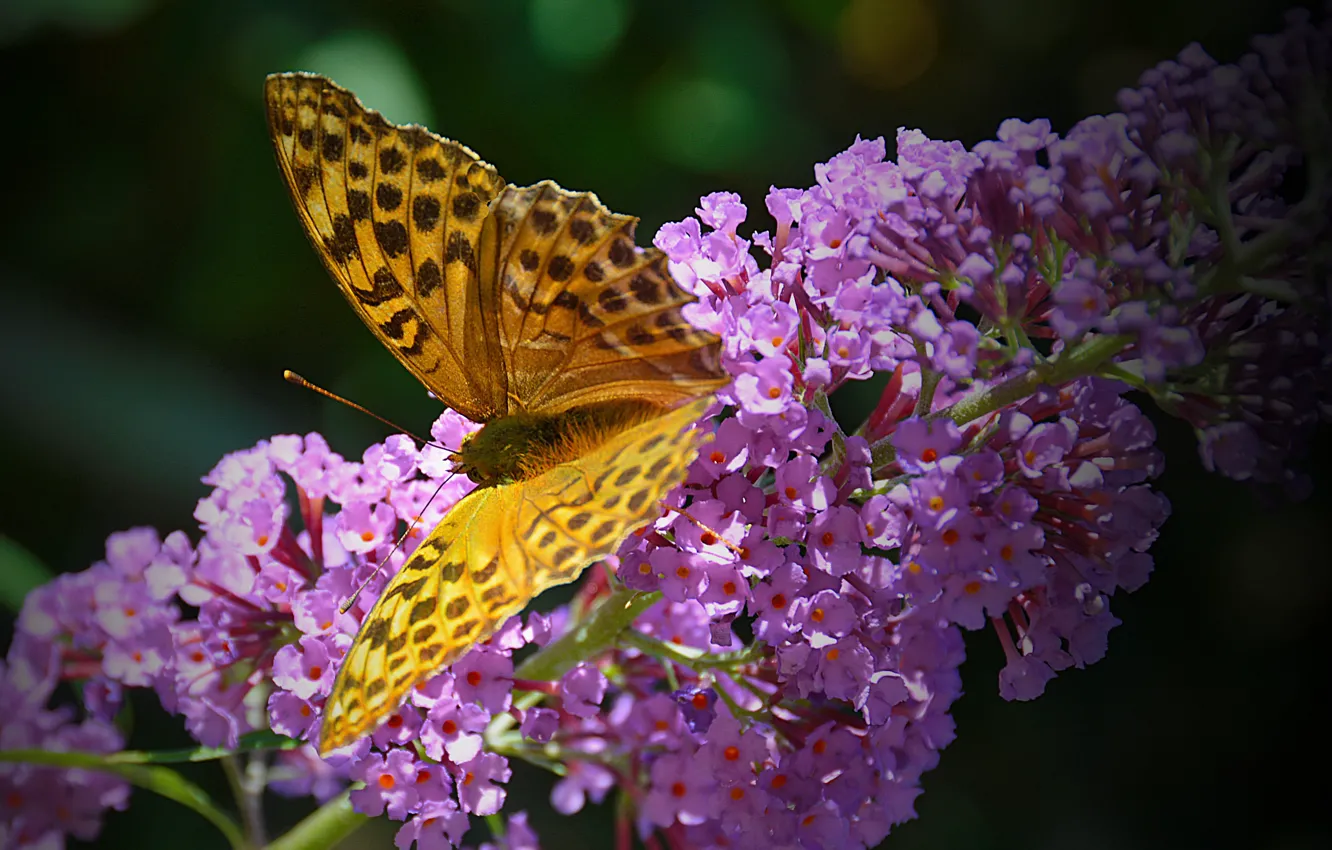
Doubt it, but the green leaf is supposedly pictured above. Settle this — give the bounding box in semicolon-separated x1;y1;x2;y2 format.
515;588;662;681
100;730;302;765
0;535;54;612
0;748;248;849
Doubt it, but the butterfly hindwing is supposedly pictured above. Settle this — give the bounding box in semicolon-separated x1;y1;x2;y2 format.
482;182;727;415
513;397;714;596
318;397;713;753
320;486;523;751
265;73;509;421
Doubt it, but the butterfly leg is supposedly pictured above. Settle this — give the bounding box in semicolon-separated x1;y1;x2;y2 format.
658;503;747;557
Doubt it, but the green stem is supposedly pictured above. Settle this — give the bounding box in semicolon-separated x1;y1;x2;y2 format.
485;689;547;746
514;588;662;681
619;629;764;672
222;755;267;848
266;790;367;850
69;732;300;765
868;434;896;471
914;367;942;417
0;748;249;850
943;333;1133;427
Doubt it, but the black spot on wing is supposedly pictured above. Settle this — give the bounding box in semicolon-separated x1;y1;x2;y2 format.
416;258;442;298
377;184;403;211
380;146;406;174
413;195;442;233
375;221;409;257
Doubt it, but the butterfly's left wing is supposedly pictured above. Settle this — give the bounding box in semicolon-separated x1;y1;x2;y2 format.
265;73;510;421
478;181;728;416
318;397;714;754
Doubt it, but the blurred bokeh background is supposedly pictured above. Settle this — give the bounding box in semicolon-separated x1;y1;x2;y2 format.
1;0;1327;848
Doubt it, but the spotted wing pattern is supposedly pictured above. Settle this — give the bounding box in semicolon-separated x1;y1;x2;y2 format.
265;72;509;421
481;182;727;415
319;397;714;753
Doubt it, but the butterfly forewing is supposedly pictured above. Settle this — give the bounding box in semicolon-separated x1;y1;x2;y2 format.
483;182;728;415
265;73;509;421
318;398;714;754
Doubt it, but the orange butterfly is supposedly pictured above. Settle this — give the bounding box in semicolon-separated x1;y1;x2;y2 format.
264;73;726;754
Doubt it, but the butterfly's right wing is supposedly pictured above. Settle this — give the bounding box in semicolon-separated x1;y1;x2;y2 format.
318;397;714;754
479;182;728;416
265;73;509;421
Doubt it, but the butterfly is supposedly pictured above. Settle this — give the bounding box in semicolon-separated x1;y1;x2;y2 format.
264;73;727;754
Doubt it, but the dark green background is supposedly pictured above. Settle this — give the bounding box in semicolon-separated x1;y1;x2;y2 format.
1;1;1327;848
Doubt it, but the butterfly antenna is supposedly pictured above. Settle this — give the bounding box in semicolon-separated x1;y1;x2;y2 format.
660;503;746;558
283;370;449;450
340;471;460;614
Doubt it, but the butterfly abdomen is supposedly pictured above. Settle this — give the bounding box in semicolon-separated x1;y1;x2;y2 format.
455;400;666;485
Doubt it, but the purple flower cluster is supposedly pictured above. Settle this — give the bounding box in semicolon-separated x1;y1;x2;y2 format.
3;9;1326;850
0;630;129;846
590;193;1168;847
861;7;1330;493
10;422;547;847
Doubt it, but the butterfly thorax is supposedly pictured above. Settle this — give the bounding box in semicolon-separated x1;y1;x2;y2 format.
454;400;666;486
